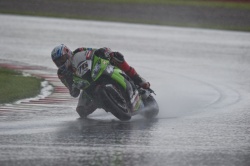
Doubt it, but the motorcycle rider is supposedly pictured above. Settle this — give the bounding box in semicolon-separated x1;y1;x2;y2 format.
51;44;150;118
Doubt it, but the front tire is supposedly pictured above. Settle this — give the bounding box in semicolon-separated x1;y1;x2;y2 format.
100;84;131;121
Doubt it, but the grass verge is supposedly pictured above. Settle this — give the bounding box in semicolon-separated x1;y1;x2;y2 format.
0;68;41;104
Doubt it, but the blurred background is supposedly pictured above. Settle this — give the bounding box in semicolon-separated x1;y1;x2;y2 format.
0;0;250;32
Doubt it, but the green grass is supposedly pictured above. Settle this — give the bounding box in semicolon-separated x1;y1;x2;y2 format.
0;68;41;104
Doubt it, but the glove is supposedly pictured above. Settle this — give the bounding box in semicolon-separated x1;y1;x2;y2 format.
70;84;80;97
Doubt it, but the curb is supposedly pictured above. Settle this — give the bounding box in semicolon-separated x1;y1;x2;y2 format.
0;62;77;113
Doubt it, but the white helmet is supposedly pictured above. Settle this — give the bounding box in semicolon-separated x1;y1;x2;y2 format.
51;44;73;68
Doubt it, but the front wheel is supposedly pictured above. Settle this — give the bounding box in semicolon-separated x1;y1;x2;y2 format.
99;84;131;121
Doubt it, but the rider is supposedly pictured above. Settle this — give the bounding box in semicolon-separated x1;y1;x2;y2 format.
51;44;150;118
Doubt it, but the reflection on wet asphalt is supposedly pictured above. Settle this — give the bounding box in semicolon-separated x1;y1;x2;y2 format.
0;14;250;166
1;105;249;166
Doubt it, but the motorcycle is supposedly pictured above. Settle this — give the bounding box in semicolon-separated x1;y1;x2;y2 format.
73;54;159;121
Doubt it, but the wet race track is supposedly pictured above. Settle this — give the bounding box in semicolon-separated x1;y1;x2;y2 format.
0;14;250;166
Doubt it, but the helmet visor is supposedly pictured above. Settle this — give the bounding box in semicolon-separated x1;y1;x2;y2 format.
54;54;68;67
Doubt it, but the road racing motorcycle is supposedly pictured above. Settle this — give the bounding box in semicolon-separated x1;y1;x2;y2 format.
73;54;159;121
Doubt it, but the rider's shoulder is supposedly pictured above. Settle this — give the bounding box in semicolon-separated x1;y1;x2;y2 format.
73;47;95;55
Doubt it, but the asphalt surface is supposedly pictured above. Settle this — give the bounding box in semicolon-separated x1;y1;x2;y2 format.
0;14;250;166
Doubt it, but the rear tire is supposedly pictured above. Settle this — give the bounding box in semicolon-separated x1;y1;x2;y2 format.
142;95;159;119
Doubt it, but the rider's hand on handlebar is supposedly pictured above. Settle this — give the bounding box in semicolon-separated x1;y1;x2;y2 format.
72;81;86;90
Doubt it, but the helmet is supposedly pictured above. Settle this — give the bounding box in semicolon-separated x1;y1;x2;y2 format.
51;44;73;68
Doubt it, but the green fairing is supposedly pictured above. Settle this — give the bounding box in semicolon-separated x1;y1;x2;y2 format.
91;55;127;89
72;55;127;90
111;68;126;90
91;57;107;81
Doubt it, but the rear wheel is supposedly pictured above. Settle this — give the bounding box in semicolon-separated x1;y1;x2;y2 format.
100;84;131;121
142;95;159;119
